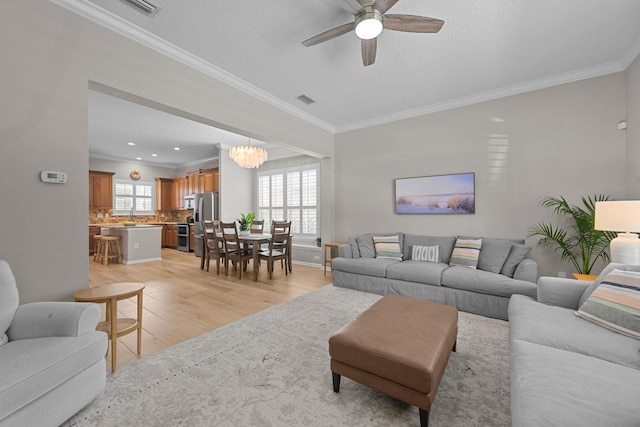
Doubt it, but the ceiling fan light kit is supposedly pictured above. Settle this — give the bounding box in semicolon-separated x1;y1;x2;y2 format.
302;0;444;66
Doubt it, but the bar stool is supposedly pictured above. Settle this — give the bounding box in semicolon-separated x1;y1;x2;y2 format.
93;235;104;263
101;236;122;265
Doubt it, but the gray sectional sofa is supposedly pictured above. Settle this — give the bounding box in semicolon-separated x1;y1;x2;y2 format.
509;263;640;426
333;232;537;320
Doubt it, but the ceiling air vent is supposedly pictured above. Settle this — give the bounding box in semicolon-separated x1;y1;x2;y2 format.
295;94;316;105
120;0;160;17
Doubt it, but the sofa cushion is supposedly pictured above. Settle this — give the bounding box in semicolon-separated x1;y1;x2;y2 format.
386;261;448;286
411;245;440;262
579;263;640;307
403;235;456;264
510;338;640;427
442;266;537;298
500;244;531;278
477;238;513;273
576;269;640;340
331;258;400;278
449;238;482;269
0;260;19;346
509;294;640;369
373;235;403;260
0;332;106;421
356;233;404;258
349;237;360;258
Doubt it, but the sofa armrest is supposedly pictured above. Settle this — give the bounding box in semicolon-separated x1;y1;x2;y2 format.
513;257;537;283
536;277;591;310
7;302;101;341
338;244;353;258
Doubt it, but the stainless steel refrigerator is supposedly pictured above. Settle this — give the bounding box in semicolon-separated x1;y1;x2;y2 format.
193;192;219;257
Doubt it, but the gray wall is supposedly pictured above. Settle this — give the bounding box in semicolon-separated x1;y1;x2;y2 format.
334;73;629;277
89;158;176;182
626;55;640;198
0;1;333;303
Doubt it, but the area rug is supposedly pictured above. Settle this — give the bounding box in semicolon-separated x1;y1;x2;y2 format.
64;285;510;426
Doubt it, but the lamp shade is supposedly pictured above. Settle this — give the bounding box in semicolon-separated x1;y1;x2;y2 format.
594;201;640;232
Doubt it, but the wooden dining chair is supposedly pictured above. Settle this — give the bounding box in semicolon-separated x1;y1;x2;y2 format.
250;220;264;234
220;221;253;279
201;220;225;274
259;221;291;279
271;220;293;273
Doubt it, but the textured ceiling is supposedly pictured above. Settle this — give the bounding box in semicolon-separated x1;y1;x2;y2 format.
57;0;640;166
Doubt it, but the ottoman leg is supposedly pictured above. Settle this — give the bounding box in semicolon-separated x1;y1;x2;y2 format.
332;372;341;393
419;408;430;427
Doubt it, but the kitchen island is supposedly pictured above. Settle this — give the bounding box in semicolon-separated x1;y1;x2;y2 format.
100;224;162;265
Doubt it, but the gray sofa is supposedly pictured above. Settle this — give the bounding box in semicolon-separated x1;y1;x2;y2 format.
509;263;640;426
333;232;537;320
0;260;108;427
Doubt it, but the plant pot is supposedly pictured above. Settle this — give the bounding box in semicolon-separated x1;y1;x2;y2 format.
572;273;598;281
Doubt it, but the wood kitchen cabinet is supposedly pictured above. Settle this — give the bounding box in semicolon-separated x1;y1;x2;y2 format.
186;168;218;194
172;177;187;209
162;224;177;249
155;178;173;211
189;225;195;251
89;171;114;209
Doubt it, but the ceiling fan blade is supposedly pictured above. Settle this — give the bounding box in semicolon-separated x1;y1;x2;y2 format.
361;38;377;66
302;23;355;47
374;0;400;14
384;14;444;33
334;0;364;15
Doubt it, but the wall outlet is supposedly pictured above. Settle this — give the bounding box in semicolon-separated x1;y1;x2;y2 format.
314;255;320;261
134;243;139;249
558;271;567;278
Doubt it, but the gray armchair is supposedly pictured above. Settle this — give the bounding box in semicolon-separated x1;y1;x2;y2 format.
0;260;108;427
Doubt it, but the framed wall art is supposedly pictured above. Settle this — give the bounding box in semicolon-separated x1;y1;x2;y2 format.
395;172;475;214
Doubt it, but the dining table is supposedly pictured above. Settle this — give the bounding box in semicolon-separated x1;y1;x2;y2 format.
203;231;287;282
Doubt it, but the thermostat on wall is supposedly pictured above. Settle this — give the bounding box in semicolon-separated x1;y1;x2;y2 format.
40;171;67;184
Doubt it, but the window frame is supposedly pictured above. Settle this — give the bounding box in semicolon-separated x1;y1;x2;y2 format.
113;179;155;216
257;164;319;238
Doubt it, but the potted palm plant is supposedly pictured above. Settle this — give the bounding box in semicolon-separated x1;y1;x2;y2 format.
237;213;255;234
528;195;617;277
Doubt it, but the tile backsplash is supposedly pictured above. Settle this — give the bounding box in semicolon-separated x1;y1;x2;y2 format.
89;209;193;224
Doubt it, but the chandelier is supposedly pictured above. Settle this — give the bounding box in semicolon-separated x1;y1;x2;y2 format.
229;138;268;169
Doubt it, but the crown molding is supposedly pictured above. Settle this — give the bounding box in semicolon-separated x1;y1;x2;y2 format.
335;61;625;133
51;0;336;134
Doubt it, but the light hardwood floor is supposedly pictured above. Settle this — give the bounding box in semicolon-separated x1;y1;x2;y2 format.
89;248;332;371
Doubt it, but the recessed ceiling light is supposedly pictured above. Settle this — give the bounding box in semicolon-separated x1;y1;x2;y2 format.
128;142;136;146
152;153;158;157
174;147;180;151
136;157;142;160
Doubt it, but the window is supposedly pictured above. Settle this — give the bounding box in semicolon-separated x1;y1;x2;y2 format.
113;180;155;216
258;165;318;236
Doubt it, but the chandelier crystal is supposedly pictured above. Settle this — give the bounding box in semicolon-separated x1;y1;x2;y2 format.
229;138;268;169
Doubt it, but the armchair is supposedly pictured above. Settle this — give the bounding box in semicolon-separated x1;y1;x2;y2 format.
0;260;107;427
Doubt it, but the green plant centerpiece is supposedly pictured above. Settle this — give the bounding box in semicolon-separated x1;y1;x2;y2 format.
528;195;616;275
237;212;255;232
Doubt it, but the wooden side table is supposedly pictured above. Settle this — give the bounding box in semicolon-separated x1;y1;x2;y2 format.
74;282;145;372
324;241;349;276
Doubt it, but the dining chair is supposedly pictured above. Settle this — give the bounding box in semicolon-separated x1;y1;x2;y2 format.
201;220;225;274
220;221;253;279
250;220;264;234
271;220;293;273
259;221;291;279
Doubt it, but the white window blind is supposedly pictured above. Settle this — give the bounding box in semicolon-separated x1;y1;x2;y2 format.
258;165;319;237
113;180;155;216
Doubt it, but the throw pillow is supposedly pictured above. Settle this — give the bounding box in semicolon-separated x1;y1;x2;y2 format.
449;238;482;269
0;260;20;346
500;244;532;277
476;238;513;274
411;245;440;262
576;269;640;339
373;235;403;260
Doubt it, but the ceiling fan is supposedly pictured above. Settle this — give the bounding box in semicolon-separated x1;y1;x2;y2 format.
302;0;444;67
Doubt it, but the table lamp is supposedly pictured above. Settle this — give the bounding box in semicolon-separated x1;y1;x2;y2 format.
594;200;640;264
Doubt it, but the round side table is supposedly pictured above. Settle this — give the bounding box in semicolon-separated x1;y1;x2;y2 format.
74;282;145;372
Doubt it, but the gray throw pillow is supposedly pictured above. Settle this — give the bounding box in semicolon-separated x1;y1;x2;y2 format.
477;238;513;274
500;244;531;277
0;260;20;345
349;237;360;258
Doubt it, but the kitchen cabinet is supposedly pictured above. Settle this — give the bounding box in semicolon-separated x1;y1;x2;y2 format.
162;224;177;249
186;168;218;194
189;225;195;251
89;226;100;255
155;178;173;211
172;177;187;209
89;171;114;209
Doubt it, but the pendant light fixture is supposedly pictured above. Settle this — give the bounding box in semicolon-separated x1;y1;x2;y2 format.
229;138;268;169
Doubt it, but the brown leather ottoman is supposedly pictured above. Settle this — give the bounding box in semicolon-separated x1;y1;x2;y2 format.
329;295;458;427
